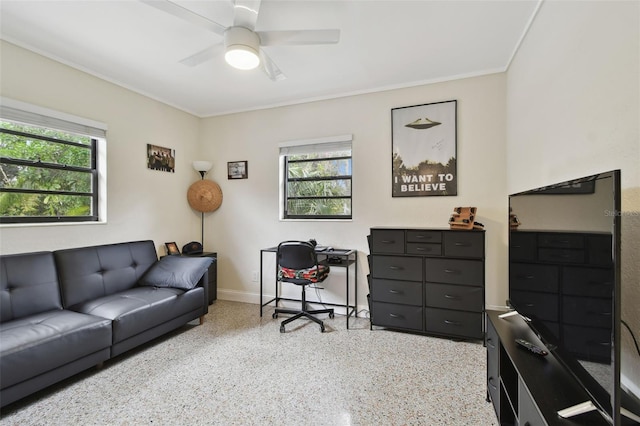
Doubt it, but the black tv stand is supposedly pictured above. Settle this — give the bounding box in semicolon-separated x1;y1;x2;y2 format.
487;310;611;425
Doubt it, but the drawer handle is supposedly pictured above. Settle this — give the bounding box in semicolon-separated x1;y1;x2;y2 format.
517;274;535;280
388;289;402;294
389;313;404;319
444;320;461;326
588;311;612;317
444;294;459;300
588;280;612;286
454;242;470;247
487;338;496;349
444;269;459;274
587;340;611;347
488;377;498;390
389;266;403;270
381;240;395;244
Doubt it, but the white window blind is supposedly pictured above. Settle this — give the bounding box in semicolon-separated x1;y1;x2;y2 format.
0;98;107;138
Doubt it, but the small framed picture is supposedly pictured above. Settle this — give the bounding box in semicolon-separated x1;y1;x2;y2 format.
165;242;180;255
227;161;248;179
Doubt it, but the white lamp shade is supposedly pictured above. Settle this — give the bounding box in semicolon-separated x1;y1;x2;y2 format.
193;161;212;172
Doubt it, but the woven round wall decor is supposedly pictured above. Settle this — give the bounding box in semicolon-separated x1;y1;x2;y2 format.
187;180;223;213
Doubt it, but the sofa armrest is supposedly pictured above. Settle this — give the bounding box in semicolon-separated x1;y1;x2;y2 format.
197;269;209;316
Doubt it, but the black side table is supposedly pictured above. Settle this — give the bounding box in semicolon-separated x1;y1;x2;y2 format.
183;252;217;304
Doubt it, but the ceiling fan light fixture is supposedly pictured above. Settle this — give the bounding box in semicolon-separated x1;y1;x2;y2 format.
224;27;260;70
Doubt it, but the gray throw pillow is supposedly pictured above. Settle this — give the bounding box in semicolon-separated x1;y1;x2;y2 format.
139;256;214;290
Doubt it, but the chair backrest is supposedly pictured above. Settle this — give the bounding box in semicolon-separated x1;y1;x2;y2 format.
277;240;318;270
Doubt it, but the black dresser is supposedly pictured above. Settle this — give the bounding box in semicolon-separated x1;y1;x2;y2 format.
510;231;613;362
367;227;485;340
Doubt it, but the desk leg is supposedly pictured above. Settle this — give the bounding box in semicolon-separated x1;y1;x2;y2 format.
260;250;264;317
346;256;350;330
354;251;358;320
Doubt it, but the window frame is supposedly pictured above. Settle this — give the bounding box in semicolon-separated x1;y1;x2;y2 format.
0;99;106;225
280;135;353;220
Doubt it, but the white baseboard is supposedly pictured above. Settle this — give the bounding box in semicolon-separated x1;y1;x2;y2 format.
217;288;262;304
486;304;510;311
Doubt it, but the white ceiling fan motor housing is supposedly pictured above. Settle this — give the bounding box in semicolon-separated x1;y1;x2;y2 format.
224;26;261;70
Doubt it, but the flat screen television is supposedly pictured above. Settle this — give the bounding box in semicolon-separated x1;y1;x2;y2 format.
508;169;640;425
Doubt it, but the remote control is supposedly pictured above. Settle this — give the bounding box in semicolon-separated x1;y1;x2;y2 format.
515;338;548;356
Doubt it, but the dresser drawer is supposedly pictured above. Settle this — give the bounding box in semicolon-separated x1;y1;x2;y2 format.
587;234;613;266
425;258;483;286
538;248;585;264
371;255;422;281
407;230;442;243
563;266;614;298
510;263;559;293
372;302;423;331
407;242;442;256
538;232;585;249
425;283;483;312
563;324;611;363
443;232;484;258
510;232;536;261
562;295;612;328
371;279;422;306
370;229;405;254
424;308;483;339
510;290;559;322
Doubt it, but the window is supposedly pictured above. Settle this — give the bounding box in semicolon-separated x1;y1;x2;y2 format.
0;101;106;224
280;135;352;220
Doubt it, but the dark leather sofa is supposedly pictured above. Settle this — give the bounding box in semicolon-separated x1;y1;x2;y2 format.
0;240;209;408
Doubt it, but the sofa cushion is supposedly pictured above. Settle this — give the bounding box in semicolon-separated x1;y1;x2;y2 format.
1;252;62;323
0;310;112;389
54;241;157;309
139;256;213;290
69;286;204;343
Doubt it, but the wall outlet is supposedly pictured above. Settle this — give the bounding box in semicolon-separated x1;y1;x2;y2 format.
251;271;258;282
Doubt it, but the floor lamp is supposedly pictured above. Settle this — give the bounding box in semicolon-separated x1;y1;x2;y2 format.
187;161;223;249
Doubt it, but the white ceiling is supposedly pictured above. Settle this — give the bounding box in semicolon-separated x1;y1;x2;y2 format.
1;0;541;117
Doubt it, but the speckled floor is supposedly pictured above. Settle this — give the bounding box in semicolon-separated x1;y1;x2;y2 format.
0;300;497;425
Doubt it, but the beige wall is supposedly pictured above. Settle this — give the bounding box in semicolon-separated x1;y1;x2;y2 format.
506;0;640;397
0;41;201;255
199;74;508;311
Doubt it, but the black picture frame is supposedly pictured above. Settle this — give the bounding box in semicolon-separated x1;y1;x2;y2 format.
391;100;457;196
227;161;248;179
165;242;180;255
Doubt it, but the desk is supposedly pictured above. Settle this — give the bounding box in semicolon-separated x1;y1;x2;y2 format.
260;247;358;329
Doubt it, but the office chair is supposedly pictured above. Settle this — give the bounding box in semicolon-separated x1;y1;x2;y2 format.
272;240;334;333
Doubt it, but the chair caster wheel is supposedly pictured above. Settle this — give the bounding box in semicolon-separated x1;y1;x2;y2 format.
280;325;285;333
272;313;278;319
329;312;335;319
320;325;326;332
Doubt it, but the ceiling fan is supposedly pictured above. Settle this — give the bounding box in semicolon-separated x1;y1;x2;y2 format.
141;0;340;81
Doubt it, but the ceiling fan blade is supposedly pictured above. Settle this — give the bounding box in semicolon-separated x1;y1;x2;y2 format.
233;0;262;30
259;49;286;82
257;29;340;46
179;43;224;67
140;0;226;36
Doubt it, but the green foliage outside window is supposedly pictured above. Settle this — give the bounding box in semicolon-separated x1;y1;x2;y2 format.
0;120;96;221
285;150;352;218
